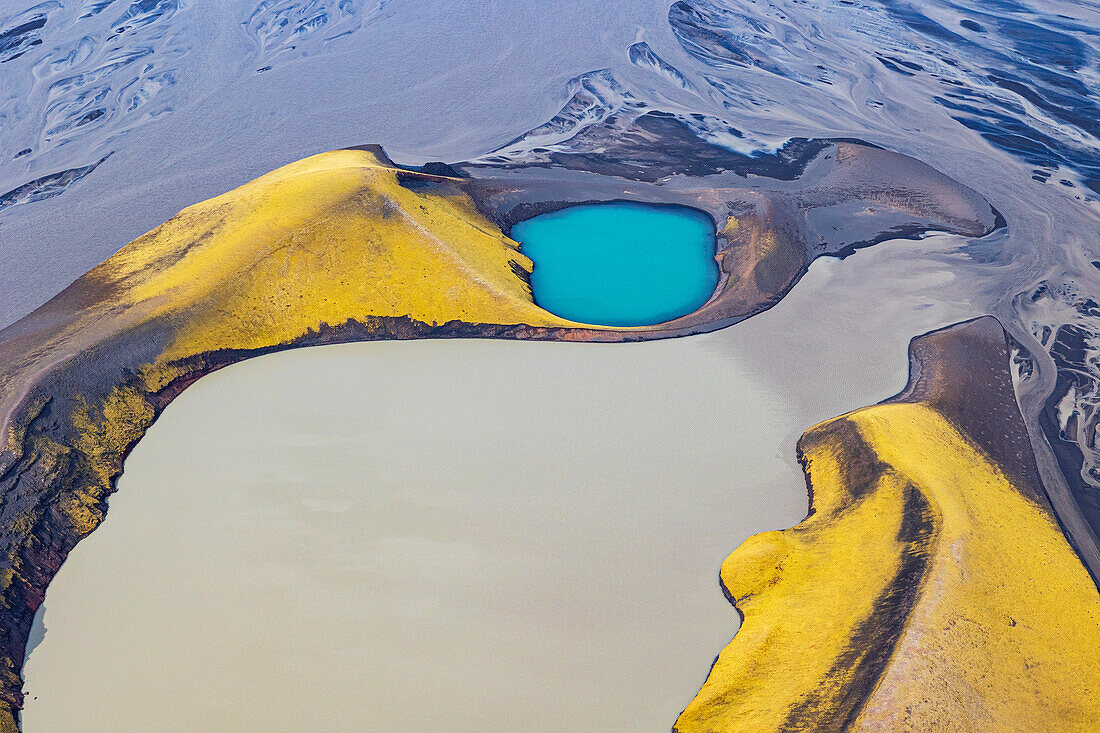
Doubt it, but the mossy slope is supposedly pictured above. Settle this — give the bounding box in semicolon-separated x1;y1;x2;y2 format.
676;317;1100;732
0;140;1087;733
0;148;584;729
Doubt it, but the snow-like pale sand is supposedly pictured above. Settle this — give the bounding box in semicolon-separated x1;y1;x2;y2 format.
21;237;976;732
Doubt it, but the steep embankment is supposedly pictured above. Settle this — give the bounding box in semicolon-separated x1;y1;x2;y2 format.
675;317;1100;732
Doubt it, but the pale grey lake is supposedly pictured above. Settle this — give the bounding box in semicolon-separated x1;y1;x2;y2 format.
21;237;975;732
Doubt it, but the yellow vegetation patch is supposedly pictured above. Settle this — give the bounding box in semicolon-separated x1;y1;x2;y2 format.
851;403;1100;730
55;494;103;538
80;149;579;372
677;402;1100;732
28;148;587;550
62;387;156;537
71;388;154;484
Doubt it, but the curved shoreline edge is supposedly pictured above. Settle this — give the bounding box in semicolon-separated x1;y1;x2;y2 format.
675;317;1100;732
0;131;1057;731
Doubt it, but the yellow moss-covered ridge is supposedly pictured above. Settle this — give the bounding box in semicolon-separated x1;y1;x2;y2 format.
675;318;1100;732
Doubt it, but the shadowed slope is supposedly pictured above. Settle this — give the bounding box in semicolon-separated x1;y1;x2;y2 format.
675;317;1100;732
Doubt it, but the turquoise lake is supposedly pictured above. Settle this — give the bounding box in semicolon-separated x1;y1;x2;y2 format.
512;202;719;327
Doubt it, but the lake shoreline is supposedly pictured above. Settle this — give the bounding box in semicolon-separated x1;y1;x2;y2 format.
0;123;1005;728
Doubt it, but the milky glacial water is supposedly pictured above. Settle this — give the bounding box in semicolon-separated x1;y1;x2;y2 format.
0;0;1095;511
20;235;978;732
513;202;719;327
4;0;1100;726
